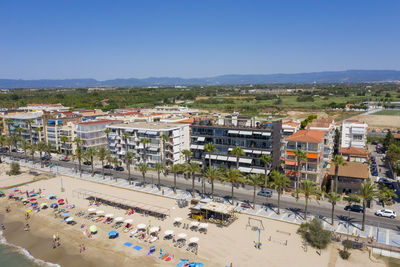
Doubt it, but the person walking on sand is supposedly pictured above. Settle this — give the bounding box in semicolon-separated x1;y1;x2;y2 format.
79;244;83;253
1;224;5;230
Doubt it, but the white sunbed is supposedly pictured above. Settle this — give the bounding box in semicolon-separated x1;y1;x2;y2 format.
149;236;158;243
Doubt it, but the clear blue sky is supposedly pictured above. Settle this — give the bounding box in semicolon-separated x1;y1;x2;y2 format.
0;0;399;80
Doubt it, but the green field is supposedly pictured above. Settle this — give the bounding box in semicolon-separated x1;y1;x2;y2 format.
373;110;400;116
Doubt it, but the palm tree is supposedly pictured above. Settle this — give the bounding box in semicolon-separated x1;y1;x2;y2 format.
140;138;151;163
60;136;70;157
111;157;120;182
26;119;34;145
138;163;149;187
123;132;130;152
325;192;341;225
294;149;307;197
186;162;201;197
331;155;347;193
5;118;13;136
260;154;273;188
299;180;319;220
160;134;170;165
97;146;109;179
29;144;36;163
181;149;192;164
21;140;30;162
84;147;96;176
16;127;24;139
171;164;183;194
37;141;46;168
358;180;378;231
125;151;135;185
204;166;222;199
223;168;245;205
104;128;111;148
270;170;290;215
0;135;6;163
230;146;245;169
246;174;264;209
75;146;83;173
73;137;83;149
204;143;216;168
155;161;164;190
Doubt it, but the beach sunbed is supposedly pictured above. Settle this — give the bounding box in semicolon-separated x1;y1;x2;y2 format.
158;252;166;259
149;236;157;243
161;253;169;260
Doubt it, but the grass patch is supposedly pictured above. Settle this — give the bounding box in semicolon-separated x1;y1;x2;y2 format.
373;110;400;116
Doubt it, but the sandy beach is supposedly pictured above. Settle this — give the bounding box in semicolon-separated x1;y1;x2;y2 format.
0;162;388;267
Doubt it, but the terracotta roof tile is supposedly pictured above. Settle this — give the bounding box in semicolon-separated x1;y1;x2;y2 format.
285;130;325;143
78;119;121;125
328;162;369;179
340;147;369;156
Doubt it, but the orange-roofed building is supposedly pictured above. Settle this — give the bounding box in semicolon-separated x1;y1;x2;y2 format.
284;130;327;184
339;147;369;162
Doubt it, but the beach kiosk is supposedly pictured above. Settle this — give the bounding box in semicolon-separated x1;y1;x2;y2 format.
190;201;236;225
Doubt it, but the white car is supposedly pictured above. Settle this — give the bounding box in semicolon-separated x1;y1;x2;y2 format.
375;209;396;219
16;149;24;154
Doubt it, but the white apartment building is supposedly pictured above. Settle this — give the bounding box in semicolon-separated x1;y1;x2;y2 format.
3;112;45;143
341;120;368;149
76;120;122;150
107;122;190;167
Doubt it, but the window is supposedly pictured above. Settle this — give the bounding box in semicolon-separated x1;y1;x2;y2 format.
353;135;363;140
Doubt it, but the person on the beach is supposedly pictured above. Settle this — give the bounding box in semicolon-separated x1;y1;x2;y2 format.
6;206;10;213
1;224;5;230
79;244;83;253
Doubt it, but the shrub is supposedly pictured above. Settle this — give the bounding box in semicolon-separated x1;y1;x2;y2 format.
299;218;331;250
8;162;21;175
339;249;350;259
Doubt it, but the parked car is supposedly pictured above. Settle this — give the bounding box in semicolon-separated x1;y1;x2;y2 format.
372;141;378;145
115;166;124;171
103;165;113;169
372;170;379;176
41;155;51;161
375;209;396;219
59;156;70;162
257;189;273;197
241;201;252;209
16;149;24;154
344;205;364;213
83;161;92;165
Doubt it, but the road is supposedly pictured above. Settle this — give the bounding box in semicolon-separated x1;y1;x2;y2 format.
4;152;400;231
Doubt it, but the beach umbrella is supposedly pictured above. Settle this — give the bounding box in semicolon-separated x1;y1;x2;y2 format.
137;224;146;229
149;227;159;233
0;191;4;196
174;217;183;222
40;203;48;208
96;210;104;215
191;221;199;227
12;187;18;190
58;199;64;204
105;213;114;218
199;223;208;229
14;189;20;192
189;237;199;243
50;203;58;208
89;225;97;233
9;193;14;196
48;194;56;199
164;230;174;236
65;217;74;222
124;219;133;224
61;212;69;217
177;233;187;239
114;217;124;222
108;231;118;236
26;210;32;213
88;207;96;212
30;198;37;202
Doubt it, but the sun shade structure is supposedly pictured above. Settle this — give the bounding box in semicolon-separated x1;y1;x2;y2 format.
137;224;146;229
191;222;199;227
164;230;174;236
40;203;48;207
177;233;187;239
88;208;96;212
30;198;37;202
199;223;208;228
96;210;104;215
108;231;118;236
58;199;64;203
114;217;124;222
89;225;97;233
174;217;183;222
149;227;159;233
65;217;74;222
72;188;170;219
189;237;199;243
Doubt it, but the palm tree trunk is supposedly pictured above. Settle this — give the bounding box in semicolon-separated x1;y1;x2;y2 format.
231;184;234;205
174;173;177;194
296;161;300;198
304;197;308;220
158;171;161;190
208;152;211;168
142;173;146;187
211;179;214;199
31;153;34;163
29;125;33;145
40;152;43;168
253;186;256;209
128;165;131;185
91;157;94;176
277;189;281;215
236;158;239;169
78;158;82;173
331;204;335;225
192;175;195;197
101;160;105;179
362;201;366;231
334;166;339;194
264;166;268;188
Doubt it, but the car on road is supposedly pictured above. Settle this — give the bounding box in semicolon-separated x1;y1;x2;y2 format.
103;165;113;169
257;189;273;197
375;209;396;218
344;205;364;213
16;149;24;154
41;155;51;161
83;161;92;165
240;201;252;209
59;156;70;162
115;166;124;171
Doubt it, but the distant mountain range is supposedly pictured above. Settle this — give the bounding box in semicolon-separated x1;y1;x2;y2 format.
1;70;400;89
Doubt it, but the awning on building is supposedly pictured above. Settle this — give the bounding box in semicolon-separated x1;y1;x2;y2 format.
227;130;239;134
197;145;205;150
239;158;252;164
286;151;295;156
262;151;271;155
238;167;252;173
190;144;198;149
251;168;265;174
253;132;262;135
239;131;252;135
262;132;271;136
227;156;236;162
216;155;228;161
252;150;262;154
146;130;158;135
307;153;318;159
197;136;205;142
